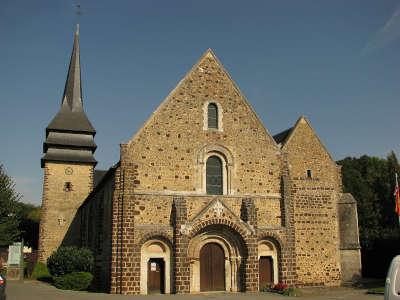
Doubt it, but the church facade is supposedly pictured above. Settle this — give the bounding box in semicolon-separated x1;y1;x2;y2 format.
39;28;361;295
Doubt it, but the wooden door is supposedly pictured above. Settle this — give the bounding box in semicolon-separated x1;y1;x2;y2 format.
147;258;165;294
200;243;225;291
259;256;273;289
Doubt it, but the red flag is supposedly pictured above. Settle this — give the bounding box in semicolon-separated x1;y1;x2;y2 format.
395;173;400;218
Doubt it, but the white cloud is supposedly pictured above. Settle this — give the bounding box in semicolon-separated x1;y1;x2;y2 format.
362;4;400;55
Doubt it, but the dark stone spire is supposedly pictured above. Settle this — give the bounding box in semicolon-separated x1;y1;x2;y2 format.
46;25;95;133
42;26;97;167
61;24;84;112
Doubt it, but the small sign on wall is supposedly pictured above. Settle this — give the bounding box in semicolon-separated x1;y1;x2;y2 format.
150;262;157;271
8;242;22;266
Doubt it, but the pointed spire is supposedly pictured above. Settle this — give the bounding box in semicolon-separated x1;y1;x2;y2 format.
42;25;97;167
61;24;83;112
46;26;95;134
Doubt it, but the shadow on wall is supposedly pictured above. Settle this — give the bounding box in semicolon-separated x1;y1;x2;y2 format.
60;169;116;293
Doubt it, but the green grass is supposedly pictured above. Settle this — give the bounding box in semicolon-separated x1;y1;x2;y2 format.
367;287;384;294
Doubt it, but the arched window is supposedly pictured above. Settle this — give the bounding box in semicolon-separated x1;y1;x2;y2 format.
208;103;218;129
206;156;223;195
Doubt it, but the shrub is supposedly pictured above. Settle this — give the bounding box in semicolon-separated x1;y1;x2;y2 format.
53;272;93;291
31;262;52;282
260;285;271;292
47;246;94;277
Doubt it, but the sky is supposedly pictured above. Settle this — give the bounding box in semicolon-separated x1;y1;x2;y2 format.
0;0;399;205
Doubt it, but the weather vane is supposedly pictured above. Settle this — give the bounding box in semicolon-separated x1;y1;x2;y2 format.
75;2;82;33
76;3;82;19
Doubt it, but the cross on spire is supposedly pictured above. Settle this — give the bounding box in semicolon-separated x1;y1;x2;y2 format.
75;2;82;23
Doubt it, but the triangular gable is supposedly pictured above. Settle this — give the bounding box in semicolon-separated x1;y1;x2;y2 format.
126;49;278;148
182;198;254;235
282;116;336;163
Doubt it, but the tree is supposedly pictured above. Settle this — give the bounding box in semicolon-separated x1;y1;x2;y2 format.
338;152;400;277
18;203;40;249
0;164;22;246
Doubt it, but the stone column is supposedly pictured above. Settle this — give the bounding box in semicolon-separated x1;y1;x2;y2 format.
241;198;259;292
280;153;298;285
172;196;190;293
110;144;140;295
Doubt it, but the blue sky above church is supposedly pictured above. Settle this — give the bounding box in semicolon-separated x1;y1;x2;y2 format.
1;0;399;204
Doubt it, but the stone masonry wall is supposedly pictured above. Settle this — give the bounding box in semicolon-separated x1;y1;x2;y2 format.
338;194;361;283
127;193;281;228
109;50;288;294
74;170;115;292
284;118;341;286
39;162;93;262
124;50;282;196
106;52;351;293
129;192;283;292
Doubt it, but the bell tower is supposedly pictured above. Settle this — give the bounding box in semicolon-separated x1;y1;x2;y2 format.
39;25;97;261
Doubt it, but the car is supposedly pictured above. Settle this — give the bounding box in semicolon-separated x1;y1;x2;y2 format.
0;274;6;300
385;255;400;300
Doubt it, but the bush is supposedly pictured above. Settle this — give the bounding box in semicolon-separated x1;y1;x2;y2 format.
47;246;93;277
260;285;271;292
282;287;302;297
53;272;93;291
31;262;52;282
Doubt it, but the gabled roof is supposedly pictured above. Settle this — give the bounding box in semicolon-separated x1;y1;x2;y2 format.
273;127;293;145
280;115;336;163
127;49;279;149
46;25;95;134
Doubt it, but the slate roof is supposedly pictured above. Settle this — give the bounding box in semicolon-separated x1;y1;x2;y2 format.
43;132;96;152
41;148;97;166
47;110;95;134
273;127;293;145
94;170;109;188
46;26;95;134
42;26;96;168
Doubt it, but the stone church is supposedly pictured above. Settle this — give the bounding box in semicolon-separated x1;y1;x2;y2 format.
39;27;361;294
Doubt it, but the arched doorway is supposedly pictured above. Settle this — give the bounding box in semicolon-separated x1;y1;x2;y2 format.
140;240;171;295
188;224;247;293
258;240;279;290
200;243;225;291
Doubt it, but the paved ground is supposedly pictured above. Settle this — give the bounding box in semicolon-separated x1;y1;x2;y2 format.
5;280;383;300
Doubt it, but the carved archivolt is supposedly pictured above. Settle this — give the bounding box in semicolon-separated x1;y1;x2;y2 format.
181;198;255;237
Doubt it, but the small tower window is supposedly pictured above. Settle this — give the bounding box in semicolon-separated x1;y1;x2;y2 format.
206;155;223;195
64;182;73;192
306;170;312;179
208;103;218;129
